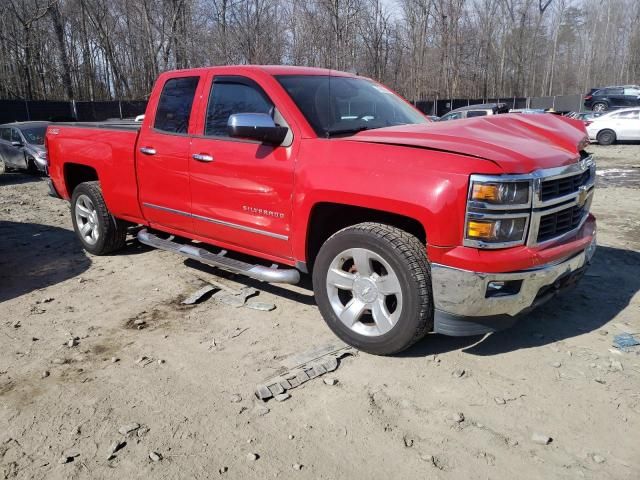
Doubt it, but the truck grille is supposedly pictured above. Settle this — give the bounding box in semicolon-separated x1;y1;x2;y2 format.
537;204;586;242
540;170;591;202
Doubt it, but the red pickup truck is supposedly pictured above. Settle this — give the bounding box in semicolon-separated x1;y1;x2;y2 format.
46;65;597;355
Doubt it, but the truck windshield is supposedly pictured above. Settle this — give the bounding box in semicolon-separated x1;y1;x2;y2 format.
276;75;427;137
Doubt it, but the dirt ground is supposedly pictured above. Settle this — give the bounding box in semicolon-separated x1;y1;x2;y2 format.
1;144;639;480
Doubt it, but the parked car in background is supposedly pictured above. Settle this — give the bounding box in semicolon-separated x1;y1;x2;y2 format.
583;85;640;112
426;115;439;121
439;103;509;121
0;121;49;173
566;111;603;121
586;107;640;145
509;108;546;114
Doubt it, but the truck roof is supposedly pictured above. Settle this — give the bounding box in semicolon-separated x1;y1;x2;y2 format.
162;65;358;78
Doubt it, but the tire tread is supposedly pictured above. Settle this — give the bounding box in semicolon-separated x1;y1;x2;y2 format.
321;222;433;354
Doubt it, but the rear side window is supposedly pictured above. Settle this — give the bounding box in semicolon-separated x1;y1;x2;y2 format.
154;76;199;134
604;88;623;95
11;129;21;142
205;77;273;137
466;110;488;118
0;128;10;141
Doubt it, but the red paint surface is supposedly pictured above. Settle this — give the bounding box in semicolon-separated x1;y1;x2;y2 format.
47;65;595;272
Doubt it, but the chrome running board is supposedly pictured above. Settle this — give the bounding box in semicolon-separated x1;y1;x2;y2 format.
137;229;300;285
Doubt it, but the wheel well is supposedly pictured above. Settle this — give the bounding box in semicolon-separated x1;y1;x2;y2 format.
63;163;98;196
306;203;426;269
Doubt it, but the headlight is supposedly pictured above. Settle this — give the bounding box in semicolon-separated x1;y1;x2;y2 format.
466;216;528;244
469;180;530;206
464;174;532;248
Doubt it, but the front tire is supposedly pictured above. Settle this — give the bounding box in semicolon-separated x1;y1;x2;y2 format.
70;181;127;255
312;223;433;355
26;157;39;174
596;129;616;146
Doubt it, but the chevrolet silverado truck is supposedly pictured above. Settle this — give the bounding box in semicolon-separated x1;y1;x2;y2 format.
46;66;597;355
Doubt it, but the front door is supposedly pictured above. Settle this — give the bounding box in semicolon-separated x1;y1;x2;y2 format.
136;75;203;233
189;74;295;260
0;127;25;168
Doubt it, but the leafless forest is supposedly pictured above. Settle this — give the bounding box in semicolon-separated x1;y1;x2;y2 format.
1;0;639;103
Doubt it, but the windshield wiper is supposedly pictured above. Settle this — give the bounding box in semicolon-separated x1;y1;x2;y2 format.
325;125;375;137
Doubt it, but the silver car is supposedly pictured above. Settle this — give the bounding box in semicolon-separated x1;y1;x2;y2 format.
0;121;49;174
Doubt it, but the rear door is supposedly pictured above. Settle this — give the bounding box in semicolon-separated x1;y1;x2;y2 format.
188;74;295;259
611;110;640;140
136;74;204;233
605;88;626;108
613;110;640;140
624;87;640;107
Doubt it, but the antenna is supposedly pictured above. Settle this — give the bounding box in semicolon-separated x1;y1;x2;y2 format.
326;67;332;139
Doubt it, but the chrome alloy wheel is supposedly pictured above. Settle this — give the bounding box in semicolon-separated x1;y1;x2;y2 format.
326;248;403;337
74;194;100;245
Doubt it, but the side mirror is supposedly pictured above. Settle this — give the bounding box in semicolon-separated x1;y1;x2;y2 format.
227;113;288;145
11;141;23;147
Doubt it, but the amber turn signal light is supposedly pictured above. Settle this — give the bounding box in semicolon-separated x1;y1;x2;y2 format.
471;184;499;202
467;220;494;239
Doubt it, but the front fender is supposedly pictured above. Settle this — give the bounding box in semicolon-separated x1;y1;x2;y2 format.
291;139;502;262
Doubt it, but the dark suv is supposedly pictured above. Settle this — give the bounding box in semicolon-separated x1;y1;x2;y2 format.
584;85;640;112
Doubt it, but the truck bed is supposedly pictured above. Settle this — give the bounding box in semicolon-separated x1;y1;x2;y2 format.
47;122;143;223
53;121;141;131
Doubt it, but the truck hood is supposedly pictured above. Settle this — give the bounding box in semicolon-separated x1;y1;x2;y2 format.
347;114;587;173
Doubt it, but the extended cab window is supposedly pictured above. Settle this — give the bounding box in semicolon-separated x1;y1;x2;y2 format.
466;110;488;118
205;77;273;137
154;76;199;134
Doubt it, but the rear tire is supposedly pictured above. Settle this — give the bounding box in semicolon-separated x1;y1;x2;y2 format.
70;181;128;255
596;129;616;146
312;222;433;355
592;102;608;112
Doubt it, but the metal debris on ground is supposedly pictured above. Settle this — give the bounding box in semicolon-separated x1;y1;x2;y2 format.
255;341;354;401
181;285;218;305
215;286;259;308
245;301;276;312
613;333;640;352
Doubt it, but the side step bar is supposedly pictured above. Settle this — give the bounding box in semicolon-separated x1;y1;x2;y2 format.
137;229;300;284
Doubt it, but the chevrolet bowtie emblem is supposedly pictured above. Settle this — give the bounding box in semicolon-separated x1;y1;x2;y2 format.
577;185;588;206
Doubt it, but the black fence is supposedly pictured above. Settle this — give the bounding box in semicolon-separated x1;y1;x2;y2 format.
0;99;148;124
0;94;586;124
414;94;584;117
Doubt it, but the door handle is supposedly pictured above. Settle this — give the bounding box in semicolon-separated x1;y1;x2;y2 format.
192;153;214;162
140;146;156;155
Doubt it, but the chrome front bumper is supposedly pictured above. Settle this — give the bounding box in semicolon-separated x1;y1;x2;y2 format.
431;237;596;335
